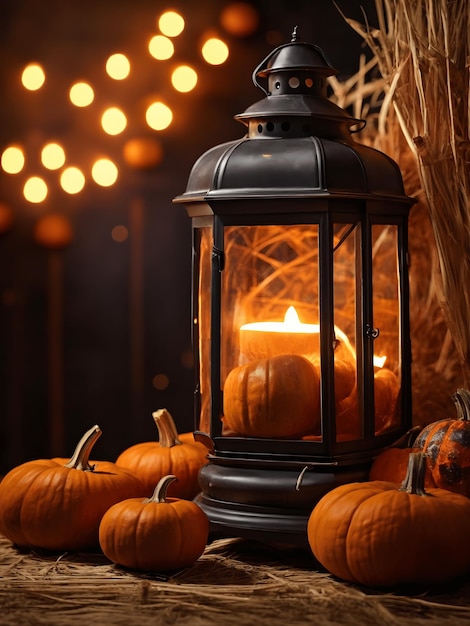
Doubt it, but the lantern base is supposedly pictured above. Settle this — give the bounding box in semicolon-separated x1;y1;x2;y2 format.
195;459;371;548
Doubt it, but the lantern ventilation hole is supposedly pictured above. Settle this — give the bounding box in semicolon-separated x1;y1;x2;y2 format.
288;76;300;89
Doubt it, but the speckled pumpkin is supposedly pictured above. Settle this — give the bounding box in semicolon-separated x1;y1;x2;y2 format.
413;388;470;497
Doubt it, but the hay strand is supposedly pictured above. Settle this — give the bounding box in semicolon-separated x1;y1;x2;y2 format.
342;0;470;384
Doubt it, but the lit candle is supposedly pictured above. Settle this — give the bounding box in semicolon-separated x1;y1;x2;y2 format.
239;306;355;365
239;306;318;363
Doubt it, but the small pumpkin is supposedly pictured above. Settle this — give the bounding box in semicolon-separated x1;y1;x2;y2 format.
413;387;470;497
374;368;400;434
223;353;320;438
0;425;146;551
308;452;470;587
99;474;209;571
116;409;208;499
334;358;356;402
369;446;435;488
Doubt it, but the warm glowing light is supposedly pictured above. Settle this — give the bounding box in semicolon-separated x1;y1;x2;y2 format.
158;11;185;37
41;143;66;170
21;63;46;90
1;146;25;174
91;158;118;187
69;82;94;107
171;65;198;92
148;35;174;60
111;225;128;242
220;2;260;38
60;167;85;194
239;306;358;364
145;101;173;130
241;306;319;333
101;107;127;135
152;373;170;390
201;38;229;65
23;176;48;203
373;355;387;368
106;53;131;80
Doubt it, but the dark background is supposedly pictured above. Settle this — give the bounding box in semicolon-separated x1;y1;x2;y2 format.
0;0;379;471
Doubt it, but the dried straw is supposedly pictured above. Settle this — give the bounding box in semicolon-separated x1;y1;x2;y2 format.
337;0;470;387
2;535;470;625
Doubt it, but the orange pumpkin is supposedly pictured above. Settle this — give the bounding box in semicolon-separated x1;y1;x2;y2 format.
0;425;146;551
116;409;208;500
369;446;436;487
223;353;320;438
99;475;209;571
308;452;470;587
413;388;470;497
374;368;400;434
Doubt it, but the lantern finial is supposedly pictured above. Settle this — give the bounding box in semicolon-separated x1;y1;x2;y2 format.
291;26;299;42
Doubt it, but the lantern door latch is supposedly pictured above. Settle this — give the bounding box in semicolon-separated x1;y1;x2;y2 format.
365;324;379;339
212;246;225;272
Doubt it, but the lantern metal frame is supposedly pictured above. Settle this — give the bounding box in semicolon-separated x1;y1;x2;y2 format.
174;32;415;547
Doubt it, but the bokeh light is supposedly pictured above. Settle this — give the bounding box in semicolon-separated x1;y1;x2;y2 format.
41;143;66;170
145;101;173;130
106;53;131;80
123;137;164;170
201;38;230;65
111;225;129;242
152;373;170;390
148;35;174;60
0;203;14;234
158;11;185;37
23;176;48;203
220;2;260;37
60;167;85;194
69;82;95;107
1;146;25;174
91;158;119;187
101;107;127;135
34;214;73;249
171;65;198;92
21;63;46;90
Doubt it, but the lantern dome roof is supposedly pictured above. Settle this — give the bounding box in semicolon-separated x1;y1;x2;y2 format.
174;34;413;208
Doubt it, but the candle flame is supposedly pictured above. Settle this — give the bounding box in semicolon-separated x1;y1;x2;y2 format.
373;355;387;368
284;305;300;326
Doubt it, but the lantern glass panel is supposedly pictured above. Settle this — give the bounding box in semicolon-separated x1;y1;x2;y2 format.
195;224;213;434
333;221;360;442
372;223;402;433
221;222;321;439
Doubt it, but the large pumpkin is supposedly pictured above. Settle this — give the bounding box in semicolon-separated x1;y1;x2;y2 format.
308;452;470;587
116;408;208;500
223;353;320;438
0;425;146;551
413;387;470;497
99;474;209;571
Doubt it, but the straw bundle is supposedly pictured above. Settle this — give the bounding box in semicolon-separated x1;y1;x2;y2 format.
338;0;470;390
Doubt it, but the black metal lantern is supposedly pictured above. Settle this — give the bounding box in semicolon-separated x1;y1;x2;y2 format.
174;31;415;548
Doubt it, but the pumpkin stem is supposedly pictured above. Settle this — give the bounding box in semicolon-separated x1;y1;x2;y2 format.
145;474;178;503
153;408;182;448
398;452;431;497
63;424;101;471
452;388;470;422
